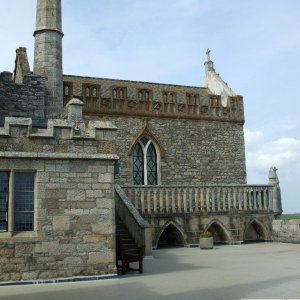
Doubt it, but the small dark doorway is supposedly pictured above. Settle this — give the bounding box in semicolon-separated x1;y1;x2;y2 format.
206;222;229;244
157;224;185;248
244;221;266;242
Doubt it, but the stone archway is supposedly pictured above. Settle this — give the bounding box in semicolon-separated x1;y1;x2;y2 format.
156;222;186;248
244;220;267;242
206;221;230;244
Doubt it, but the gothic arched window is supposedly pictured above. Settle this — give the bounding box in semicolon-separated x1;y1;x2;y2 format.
133;137;157;185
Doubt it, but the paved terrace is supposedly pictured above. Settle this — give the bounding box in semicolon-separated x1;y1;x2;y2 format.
1;243;300;300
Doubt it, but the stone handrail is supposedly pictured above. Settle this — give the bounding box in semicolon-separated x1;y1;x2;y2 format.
122;184;280;215
115;184;152;256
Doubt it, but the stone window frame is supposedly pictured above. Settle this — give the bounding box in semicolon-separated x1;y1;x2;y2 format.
133;136;158;185
82;84;100;98
128;122;165;186
162;91;176;104
63;81;73;97
63;81;73;106
132;136;160;186
137;89;152;102
112;86;127;100
186;93;199;106
0;170;37;239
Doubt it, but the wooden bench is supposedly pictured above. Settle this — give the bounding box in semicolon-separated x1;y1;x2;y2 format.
116;236;143;275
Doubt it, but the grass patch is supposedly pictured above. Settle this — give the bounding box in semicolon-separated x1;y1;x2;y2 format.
279;214;300;220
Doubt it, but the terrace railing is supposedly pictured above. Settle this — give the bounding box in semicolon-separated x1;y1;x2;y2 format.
122;184;281;215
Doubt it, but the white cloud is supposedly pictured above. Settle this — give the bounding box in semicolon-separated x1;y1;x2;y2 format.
246;131;300;173
245;129;300;174
245;129;300;213
244;129;264;150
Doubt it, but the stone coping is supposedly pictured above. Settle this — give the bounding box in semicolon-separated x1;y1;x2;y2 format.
123;184;274;188
0;151;119;160
115;184;149;228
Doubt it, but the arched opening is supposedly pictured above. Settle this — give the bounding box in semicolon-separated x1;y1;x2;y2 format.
133;137;158;185
206;222;229;244
244;220;267;242
129;122;165;186
157;224;186;248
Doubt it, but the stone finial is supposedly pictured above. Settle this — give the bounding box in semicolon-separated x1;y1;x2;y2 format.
268;166;282;215
206;48;211;62
66;98;84;123
204;48;214;71
203;49;236;106
268;166;279;185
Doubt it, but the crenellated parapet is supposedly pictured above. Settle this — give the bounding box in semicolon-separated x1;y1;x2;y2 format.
0;116;116;140
0;98;118;157
63;75;244;123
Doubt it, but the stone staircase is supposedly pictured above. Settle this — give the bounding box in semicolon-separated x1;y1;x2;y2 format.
116;215;143;274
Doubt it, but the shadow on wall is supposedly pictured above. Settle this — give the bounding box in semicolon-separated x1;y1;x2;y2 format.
206;222;230;244
157;224;186;248
244;221;267;242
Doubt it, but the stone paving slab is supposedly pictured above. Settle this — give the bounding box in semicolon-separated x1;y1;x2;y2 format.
0;243;300;300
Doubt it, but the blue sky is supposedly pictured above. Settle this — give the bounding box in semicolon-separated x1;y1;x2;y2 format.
1;0;300;213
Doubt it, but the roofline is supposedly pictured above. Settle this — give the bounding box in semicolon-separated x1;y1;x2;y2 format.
63;74;207;90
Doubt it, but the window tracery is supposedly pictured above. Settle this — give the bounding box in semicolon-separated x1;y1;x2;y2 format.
133;137;158;185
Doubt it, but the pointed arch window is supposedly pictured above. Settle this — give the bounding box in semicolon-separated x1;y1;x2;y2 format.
133;137;157;185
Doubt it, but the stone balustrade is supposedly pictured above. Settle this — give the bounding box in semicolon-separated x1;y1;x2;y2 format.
123;184;280;215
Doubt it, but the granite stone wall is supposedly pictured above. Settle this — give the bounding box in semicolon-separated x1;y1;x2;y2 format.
272;220;300;243
0;158;115;282
0;114;118;282
64;75;246;186
103;116;247;186
0;73;46;119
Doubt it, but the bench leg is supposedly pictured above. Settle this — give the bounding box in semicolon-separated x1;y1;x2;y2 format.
139;258;143;274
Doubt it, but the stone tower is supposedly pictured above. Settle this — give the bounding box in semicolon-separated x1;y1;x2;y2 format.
33;0;63;118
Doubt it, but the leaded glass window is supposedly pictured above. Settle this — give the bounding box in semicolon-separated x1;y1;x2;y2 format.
14;172;34;232
147;143;157;185
0;172;8;232
133;137;158;185
0;171;35;233
133;143;144;185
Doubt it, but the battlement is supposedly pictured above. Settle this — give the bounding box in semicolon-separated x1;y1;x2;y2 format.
63;75;244;123
0;116;116;141
0;99;118;156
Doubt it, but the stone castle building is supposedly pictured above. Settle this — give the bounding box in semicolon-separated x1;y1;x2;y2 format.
0;0;281;282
